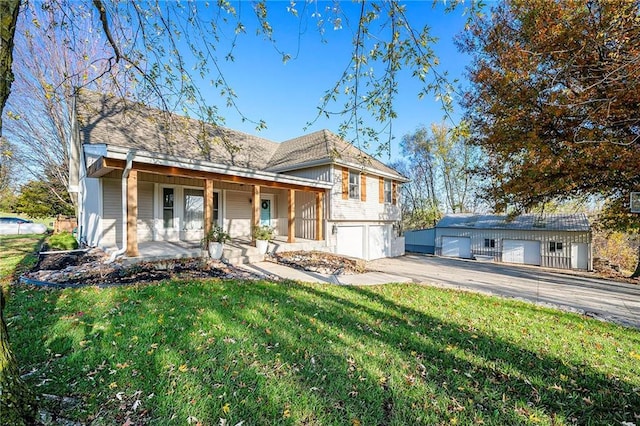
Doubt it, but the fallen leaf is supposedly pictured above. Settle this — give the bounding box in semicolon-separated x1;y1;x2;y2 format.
222;402;230;414
179;364;189;373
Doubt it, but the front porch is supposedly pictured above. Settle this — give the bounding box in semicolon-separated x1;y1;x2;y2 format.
126;236;331;265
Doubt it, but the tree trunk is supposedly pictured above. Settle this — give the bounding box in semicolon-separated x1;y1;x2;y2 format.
0;290;38;425
0;0;21;136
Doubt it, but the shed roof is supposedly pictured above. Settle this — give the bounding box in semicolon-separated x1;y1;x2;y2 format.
435;213;590;232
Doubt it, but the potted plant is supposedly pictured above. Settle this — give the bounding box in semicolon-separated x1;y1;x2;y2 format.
202;224;230;259
252;225;274;254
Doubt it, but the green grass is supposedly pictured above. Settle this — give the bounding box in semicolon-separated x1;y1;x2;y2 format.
3;236;640;425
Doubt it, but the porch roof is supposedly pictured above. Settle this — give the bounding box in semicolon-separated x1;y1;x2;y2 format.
86;144;333;192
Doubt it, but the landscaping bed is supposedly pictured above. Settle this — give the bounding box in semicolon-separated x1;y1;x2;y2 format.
268;250;367;275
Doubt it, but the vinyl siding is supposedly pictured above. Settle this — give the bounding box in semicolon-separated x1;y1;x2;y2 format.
81;177;102;247
224;190;252;238
137;181;154;242
280;165;332;182
330;166;401;222
295;191;317;240
102;178;122;247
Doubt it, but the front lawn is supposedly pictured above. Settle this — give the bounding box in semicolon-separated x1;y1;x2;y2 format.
3;236;639;425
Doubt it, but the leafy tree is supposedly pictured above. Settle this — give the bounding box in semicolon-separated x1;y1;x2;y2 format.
15;179;74;219
398;122;481;228
459;0;640;275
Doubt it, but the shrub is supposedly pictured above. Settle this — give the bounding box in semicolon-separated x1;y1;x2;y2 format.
47;231;78;251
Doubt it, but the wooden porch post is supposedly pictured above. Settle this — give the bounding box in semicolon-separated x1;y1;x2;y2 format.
315;191;324;241
204;179;214;234
288;189;295;243
252;185;260;242
126;170;139;257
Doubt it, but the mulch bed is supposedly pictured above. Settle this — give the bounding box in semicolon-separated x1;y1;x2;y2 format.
22;247;369;288
23;248;266;288
267;250;367;275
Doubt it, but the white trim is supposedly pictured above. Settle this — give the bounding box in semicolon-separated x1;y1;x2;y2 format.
631;192;640;213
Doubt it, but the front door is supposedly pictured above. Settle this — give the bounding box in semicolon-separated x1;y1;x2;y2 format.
260;199;271;226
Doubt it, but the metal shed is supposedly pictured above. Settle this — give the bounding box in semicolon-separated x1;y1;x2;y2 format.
434;213;592;270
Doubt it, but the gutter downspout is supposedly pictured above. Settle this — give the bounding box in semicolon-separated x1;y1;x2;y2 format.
107;150;135;263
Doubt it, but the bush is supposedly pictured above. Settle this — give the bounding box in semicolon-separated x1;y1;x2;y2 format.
47;232;78;251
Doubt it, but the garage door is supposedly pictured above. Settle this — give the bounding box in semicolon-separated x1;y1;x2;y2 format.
336;226;364;259
368;225;390;260
502;240;541;265
441;236;472;258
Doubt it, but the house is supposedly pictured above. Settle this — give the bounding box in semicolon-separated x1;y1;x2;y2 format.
68;90;407;261
433;213;592;270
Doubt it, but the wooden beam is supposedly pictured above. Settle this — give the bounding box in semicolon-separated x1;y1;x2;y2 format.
288;189;295;243
315;191;324;241
126;170;139;257
101;158;326;193
204;179;214;234
252;185;260;242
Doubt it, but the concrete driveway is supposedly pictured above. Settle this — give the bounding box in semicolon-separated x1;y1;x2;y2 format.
368;255;640;329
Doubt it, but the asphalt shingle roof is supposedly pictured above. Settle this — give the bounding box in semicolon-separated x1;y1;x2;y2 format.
77;90;279;169
77;90;405;180
435;213;591;232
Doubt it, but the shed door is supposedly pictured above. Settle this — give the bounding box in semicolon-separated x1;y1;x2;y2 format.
336;226;364;259
441;236;471;259
571;243;589;270
502;240;541;265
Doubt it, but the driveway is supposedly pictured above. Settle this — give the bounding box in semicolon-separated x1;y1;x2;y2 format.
368;255;640;329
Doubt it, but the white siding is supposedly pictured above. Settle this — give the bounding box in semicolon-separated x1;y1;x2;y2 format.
137;181;154;242
295;191;316;240
224;190;252;238
281;166;332;182
81;177;102;247
102;179;122;247
329;166;401;222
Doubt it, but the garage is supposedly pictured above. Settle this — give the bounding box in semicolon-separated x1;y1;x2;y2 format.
441;236;472;258
336;226;364;259
368;225;390;260
502;239;541;265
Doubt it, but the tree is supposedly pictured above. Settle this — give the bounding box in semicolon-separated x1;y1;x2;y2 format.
3;3;121;212
459;0;640;275
398;122;480;229
15;178;74;219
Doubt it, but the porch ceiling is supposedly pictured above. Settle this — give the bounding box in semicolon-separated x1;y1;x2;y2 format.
87;152;331;193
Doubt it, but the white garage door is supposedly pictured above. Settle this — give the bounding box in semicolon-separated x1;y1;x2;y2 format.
441;236;472;259
502;240;541;265
336;226;364;259
368;225;390;260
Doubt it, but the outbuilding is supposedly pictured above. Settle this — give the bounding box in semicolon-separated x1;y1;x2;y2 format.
434;213;592;270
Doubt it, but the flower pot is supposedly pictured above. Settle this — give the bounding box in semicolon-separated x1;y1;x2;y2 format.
208;242;224;259
255;239;269;254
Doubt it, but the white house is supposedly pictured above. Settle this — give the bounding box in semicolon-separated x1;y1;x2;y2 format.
69;90;407;261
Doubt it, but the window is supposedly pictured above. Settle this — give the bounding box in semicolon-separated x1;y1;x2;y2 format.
549;241;563;252
348;170;360;199
484;238;496;248
384;179;392;203
213;192;219;223
184;189;204;230
163;188;174;228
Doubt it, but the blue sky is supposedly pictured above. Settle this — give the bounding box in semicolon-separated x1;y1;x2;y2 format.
198;1;474;162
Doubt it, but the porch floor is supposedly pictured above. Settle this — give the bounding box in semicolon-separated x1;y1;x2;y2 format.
130;236;330;265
